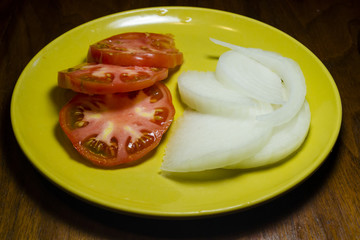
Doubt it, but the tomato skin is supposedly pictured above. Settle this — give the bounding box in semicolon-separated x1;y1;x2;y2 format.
58;63;168;94
87;32;183;68
59;82;175;167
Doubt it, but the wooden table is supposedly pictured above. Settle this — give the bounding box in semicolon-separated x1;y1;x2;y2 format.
1;0;359;239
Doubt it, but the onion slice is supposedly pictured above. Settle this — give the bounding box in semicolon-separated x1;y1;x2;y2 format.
210;38;307;126
178;71;272;117
216;50;286;105
225;100;311;169
161;109;273;172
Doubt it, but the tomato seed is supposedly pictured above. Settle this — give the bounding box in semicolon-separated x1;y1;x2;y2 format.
114;47;127;51
154;116;164;121
150;67;161;72
83;136;118;158
74;121;88;128
126;132;155;155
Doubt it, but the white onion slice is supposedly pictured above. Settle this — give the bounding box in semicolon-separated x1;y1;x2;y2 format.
161;110;273;172
178;71;272;117
210;38;307;126
216;50;286;105
226;100;311;169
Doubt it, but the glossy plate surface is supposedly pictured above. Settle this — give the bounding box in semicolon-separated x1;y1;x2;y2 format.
11;7;342;217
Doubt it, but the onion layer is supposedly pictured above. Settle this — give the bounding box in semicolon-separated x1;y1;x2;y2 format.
178;70;272;118
161;110;273;172
216;50;286;105
211;38;307;126
225;100;311;169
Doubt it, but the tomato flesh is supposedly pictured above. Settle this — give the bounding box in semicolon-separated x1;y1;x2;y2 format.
59;82;175;167
87;32;183;68
58;63;168;94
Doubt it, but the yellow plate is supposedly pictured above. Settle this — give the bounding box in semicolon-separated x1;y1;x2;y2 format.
11;7;342;218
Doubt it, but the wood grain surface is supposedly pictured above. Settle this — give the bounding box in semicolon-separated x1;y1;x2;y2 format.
1;0;360;239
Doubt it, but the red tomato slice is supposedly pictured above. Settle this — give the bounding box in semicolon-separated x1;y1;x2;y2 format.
58;63;168;94
59;82;175;167
87;32;183;68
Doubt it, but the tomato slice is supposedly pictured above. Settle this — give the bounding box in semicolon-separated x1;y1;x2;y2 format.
87;32;184;68
58;63;168;94
59;82;175;167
